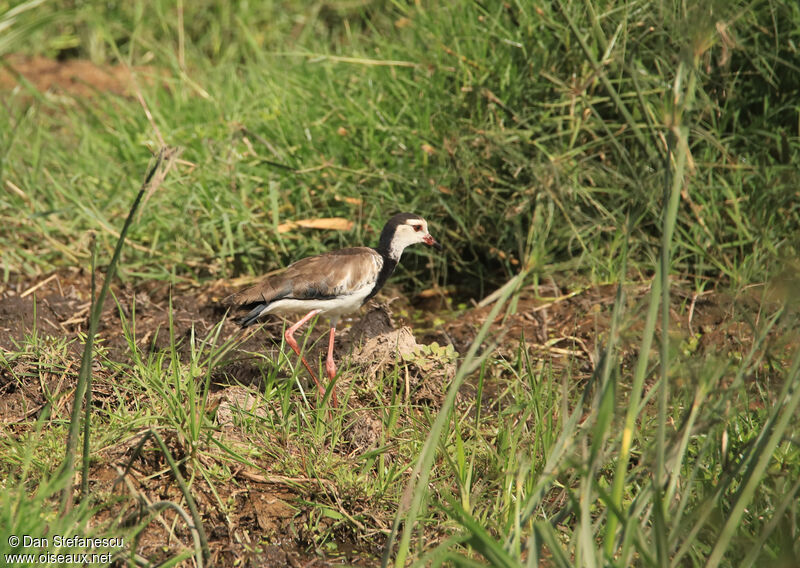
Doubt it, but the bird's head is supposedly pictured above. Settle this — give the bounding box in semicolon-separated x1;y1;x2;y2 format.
379;212;443;260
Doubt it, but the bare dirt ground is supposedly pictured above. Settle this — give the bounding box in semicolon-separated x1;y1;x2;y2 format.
0;53;157;98
0;266;771;565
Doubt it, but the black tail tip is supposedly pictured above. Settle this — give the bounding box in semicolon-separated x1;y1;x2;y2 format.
235;304;265;328
237;318;255;328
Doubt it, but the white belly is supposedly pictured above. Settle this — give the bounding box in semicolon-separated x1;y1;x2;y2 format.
261;282;373;320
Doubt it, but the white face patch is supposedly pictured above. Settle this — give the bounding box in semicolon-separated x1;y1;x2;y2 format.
387;219;430;260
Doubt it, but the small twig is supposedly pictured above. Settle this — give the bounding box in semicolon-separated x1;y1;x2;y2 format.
687;289;711;336
20;273;58;298
134;92;165;148
60;303;92;328
233;468;337;493
141;147;182;218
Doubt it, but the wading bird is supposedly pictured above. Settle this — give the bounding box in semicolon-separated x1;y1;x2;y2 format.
226;213;442;406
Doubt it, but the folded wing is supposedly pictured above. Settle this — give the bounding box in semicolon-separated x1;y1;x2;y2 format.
225;247;383;325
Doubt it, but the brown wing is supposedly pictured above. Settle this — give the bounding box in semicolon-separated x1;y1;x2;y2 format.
225;247;382;310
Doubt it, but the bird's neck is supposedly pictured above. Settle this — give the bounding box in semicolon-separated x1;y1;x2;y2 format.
376;230;406;262
365;246;399;304
376;243;404;262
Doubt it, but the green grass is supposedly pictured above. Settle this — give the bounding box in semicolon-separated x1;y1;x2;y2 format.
2;0;800;566
3;0;796;289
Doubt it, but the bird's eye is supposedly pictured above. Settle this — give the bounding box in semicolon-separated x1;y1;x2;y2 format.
413;225;423;232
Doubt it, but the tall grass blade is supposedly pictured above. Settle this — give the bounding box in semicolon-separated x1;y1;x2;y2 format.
147;429;211;565
557;0;653;161
441;498;517;568
739;476;800;568
80;238;98;498
0;0;62;56
60;147;181;513
654;59;693;566
705;347;800;568
382;270;527;568
604;266;661;556
533;521;572;568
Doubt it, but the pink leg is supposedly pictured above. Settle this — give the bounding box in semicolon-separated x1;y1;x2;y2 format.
325;325;339;407
283;310;329;403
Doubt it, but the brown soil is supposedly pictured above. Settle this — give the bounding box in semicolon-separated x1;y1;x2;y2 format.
0;53;156;98
0;268;785;566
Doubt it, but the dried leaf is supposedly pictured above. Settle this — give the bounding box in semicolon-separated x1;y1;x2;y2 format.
335;195;364;205
277;217;354;233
